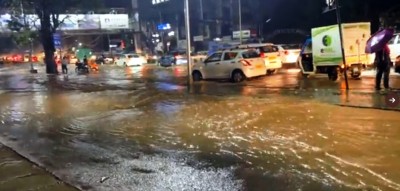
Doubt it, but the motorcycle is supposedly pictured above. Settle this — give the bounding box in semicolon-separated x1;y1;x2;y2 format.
75;62;89;73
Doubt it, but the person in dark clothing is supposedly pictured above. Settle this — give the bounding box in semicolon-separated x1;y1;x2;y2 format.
375;45;391;90
83;55;88;66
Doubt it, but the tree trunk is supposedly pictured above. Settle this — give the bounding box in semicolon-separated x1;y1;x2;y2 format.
39;10;57;74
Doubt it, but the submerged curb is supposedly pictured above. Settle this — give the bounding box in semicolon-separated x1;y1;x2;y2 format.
335;104;400;112
0;138;81;191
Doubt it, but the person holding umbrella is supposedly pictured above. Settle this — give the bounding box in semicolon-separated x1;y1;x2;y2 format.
365;28;395;91
374;44;391;90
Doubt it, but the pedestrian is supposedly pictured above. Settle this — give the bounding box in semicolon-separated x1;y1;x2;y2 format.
375;44;392;90
61;56;69;74
83;55;88;66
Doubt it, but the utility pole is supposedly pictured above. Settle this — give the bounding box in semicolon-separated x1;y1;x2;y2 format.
199;0;204;36
335;0;349;90
184;0;193;88
238;0;242;44
176;14;180;41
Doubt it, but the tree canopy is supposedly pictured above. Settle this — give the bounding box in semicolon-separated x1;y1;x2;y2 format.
2;0;103;73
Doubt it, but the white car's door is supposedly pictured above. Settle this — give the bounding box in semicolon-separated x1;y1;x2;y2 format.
389;34;400;60
203;52;223;79
220;52;239;78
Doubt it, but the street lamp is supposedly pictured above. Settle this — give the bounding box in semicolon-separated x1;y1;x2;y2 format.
28;38;37;73
335;0;349;90
184;0;193;87
238;0;242;44
259;18;271;41
322;0;349;90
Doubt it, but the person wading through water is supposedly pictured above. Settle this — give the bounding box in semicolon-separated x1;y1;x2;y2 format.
375;44;392;91
61;56;69;74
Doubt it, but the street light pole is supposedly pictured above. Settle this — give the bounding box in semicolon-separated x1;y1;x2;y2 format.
29;38;33;70
238;0;242;44
335;0;349;90
199;0;204;36
184;0;193;87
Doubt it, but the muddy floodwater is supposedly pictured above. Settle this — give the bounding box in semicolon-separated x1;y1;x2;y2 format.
0;65;400;191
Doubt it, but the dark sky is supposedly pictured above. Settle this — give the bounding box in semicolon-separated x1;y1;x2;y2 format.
104;0;130;8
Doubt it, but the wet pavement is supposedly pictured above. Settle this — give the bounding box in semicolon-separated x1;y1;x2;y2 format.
0;143;78;191
0;63;400;191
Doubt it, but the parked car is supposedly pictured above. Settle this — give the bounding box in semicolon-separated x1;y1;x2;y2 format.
277;44;301;65
114;53;147;67
159;55;175;67
395;56;400;73
236;43;282;75
191;49;266;83
388;33;400;73
127;54;147;67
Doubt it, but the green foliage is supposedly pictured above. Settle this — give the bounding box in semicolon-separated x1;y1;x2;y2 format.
2;0;104;32
11;30;38;48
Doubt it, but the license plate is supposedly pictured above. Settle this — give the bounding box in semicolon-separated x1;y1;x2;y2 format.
353;67;359;72
269;56;276;60
256;65;263;69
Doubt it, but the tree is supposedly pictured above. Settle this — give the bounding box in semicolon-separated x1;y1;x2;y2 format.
5;3;38;51
3;0;103;74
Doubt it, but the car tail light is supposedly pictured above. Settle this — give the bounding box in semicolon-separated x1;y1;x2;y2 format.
260;52;265;58
284;50;289;55
240;59;252;66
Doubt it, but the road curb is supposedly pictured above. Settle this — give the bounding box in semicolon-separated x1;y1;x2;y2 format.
0;137;81;191
335;104;400;112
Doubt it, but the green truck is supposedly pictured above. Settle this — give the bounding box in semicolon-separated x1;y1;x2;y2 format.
298;22;373;81
75;48;92;61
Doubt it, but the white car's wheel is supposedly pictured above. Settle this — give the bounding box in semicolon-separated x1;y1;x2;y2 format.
231;70;245;83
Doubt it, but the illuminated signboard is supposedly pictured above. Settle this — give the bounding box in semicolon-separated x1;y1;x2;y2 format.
0;14;129;31
157;23;171;30
152;0;169;5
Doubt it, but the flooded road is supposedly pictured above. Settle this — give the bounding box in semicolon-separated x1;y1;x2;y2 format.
0;64;400;191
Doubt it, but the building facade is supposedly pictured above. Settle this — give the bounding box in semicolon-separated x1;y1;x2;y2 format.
138;0;265;51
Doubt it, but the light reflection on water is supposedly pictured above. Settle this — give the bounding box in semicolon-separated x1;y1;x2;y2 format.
0;90;399;190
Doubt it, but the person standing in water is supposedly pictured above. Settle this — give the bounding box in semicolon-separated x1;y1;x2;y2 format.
375;44;391;90
61;56;69;74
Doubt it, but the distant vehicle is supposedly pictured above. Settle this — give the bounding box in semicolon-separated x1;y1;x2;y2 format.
191;49;267;83
298;22;372;81
114;53;146;67
236;43;282;75
159;55;175;67
75;62;89;73
277;44;301;65
147;54;159;64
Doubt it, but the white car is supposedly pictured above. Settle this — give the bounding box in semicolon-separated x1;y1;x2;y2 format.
191;49;266;83
390;33;400;73
237;43;282;74
114;54;147;67
277;44;301;65
389;33;400;62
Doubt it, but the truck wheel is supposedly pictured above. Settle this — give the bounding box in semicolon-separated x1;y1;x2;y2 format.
328;73;338;81
302;73;309;78
351;73;361;79
327;67;339;81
